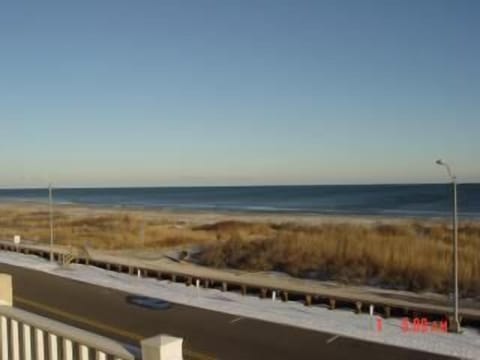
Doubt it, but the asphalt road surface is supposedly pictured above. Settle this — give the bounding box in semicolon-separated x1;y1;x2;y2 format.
0;263;456;360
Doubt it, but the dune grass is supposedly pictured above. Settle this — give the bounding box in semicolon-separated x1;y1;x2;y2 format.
0;207;212;250
198;221;480;296
0;205;478;296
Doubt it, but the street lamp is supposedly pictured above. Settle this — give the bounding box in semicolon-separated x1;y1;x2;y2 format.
49;183;54;262
436;159;461;333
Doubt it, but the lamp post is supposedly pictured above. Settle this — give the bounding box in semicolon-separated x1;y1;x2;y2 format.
49;183;54;262
436;159;461;333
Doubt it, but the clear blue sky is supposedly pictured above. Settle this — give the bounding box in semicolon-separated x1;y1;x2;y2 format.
1;0;478;187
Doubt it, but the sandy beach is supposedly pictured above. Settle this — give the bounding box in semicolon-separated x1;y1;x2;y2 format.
0;200;451;226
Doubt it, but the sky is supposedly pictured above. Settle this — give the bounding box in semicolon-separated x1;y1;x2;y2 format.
1;0;479;187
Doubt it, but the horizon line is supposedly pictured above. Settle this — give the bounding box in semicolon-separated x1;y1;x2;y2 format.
0;181;478;191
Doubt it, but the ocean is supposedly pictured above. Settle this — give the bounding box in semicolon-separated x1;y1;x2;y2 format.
0;184;479;219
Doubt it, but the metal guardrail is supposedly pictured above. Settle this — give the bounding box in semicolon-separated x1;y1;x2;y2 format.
2;240;480;328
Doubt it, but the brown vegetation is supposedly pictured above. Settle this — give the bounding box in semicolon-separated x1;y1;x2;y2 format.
198;221;480;296
0;206;212;250
0;205;479;296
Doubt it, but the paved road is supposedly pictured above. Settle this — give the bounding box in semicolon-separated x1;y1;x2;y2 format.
0;263;455;360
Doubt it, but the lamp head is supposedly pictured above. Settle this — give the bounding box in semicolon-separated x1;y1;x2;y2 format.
436;159;444;166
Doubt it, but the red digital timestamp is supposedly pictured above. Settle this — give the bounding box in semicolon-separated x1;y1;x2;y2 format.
372;317;448;333
401;317;448;333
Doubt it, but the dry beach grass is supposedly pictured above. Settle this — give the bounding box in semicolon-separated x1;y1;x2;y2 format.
198;221;480;296
0;203;479;296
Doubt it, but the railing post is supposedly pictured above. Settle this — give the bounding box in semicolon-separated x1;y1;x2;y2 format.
35;328;45;360
62;338;73;360
23;324;33;360
0;316;8;360
0;272;147;360
141;335;183;360
48;333;58;360
79;344;89;360
0;274;12;306
11;319;20;360
0;275;12;360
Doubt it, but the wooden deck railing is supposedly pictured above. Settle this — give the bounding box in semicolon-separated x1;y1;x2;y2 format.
0;274;183;360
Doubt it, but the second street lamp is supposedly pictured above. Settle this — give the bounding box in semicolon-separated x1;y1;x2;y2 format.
436;159;461;333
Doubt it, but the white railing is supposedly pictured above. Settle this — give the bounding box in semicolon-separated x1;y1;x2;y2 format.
0;274;183;360
0;305;136;360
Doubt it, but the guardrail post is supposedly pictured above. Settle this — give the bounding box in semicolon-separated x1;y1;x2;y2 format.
329;298;336;310
141;335;183;360
0;274;12;306
241;285;247;296
355;301;362;314
260;288;267;298
384;306;391;318
305;295;312;306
